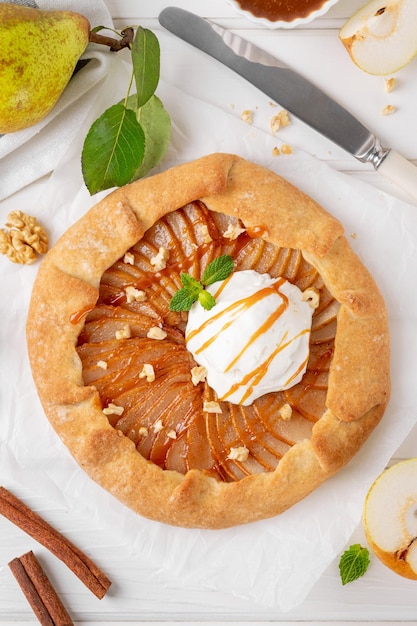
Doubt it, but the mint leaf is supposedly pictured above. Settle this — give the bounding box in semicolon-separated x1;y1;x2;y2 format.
169;288;198;312
131;27;160;109
199;290;216;311
202;254;234;286
169;255;235;312
168;274;201;311
81;104;145;195
180;273;201;293
339;544;370;585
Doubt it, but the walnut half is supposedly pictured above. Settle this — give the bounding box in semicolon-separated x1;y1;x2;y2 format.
0;211;48;265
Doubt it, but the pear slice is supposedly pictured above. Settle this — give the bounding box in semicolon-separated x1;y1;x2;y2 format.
339;0;417;75
363;458;417;580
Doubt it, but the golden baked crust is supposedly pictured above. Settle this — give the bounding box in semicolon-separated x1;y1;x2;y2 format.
26;154;390;528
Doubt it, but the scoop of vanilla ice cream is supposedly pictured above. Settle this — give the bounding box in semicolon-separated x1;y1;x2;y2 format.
185;270;314;406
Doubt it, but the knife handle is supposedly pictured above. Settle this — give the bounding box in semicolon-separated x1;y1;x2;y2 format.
378;150;417;204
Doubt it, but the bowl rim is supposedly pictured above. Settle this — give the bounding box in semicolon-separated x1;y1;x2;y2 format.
224;0;340;29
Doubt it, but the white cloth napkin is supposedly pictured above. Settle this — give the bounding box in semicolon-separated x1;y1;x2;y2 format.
0;0;115;201
1;68;417;613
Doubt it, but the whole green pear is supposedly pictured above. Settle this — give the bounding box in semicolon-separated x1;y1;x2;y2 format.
0;3;90;133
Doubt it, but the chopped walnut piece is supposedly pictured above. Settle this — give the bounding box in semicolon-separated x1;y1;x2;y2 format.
125;286;146;303
167;429;177;440
240;109;253;124
138;426;149;437
199;224;213;243
384;77;396;93
123;251;135;265
281;144;293;155
227;446;249;462
302;287;320;310
150;246;169;271
382;104;396;115
139;363;155;382
147;326;167;340
115;324;131;340
191;365;207;386
279;403;293;421
203;401;222;414
103;403;124;416
270;109;291;133
97;360;108;370
0;210;48;265
153;419;164;433
223;222;246;240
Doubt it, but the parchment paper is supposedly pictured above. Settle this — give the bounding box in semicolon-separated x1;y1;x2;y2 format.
0;66;416;612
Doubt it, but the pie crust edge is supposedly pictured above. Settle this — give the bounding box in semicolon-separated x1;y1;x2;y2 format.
26;153;391;529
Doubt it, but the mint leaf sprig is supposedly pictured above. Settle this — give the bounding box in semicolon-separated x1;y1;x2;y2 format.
169;255;234;312
82;26;171;195
339;544;370;585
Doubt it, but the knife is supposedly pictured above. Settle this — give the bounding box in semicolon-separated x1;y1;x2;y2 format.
159;6;417;203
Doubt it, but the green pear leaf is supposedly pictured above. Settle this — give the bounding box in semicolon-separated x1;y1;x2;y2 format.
81;103;145;195
131;27;160;109
125;94;171;181
81;24;170;195
90;24;106;34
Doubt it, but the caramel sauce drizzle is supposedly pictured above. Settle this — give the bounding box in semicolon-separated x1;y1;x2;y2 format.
224;279;288;372
70;305;94;325
77;202;337;480
100;219;268;308
222;329;310;404
187;276;311;404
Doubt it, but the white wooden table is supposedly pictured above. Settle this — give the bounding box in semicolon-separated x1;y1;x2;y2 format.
0;0;416;623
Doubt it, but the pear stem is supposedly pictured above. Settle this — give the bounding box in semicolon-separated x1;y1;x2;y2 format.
89;27;134;52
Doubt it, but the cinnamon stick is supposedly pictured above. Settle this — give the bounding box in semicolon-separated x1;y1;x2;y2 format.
0;487;111;599
9;551;73;626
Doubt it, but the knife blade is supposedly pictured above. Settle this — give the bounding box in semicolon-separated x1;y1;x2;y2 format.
159;7;417;203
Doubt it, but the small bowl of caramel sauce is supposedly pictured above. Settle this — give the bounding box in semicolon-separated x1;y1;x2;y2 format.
225;0;340;28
